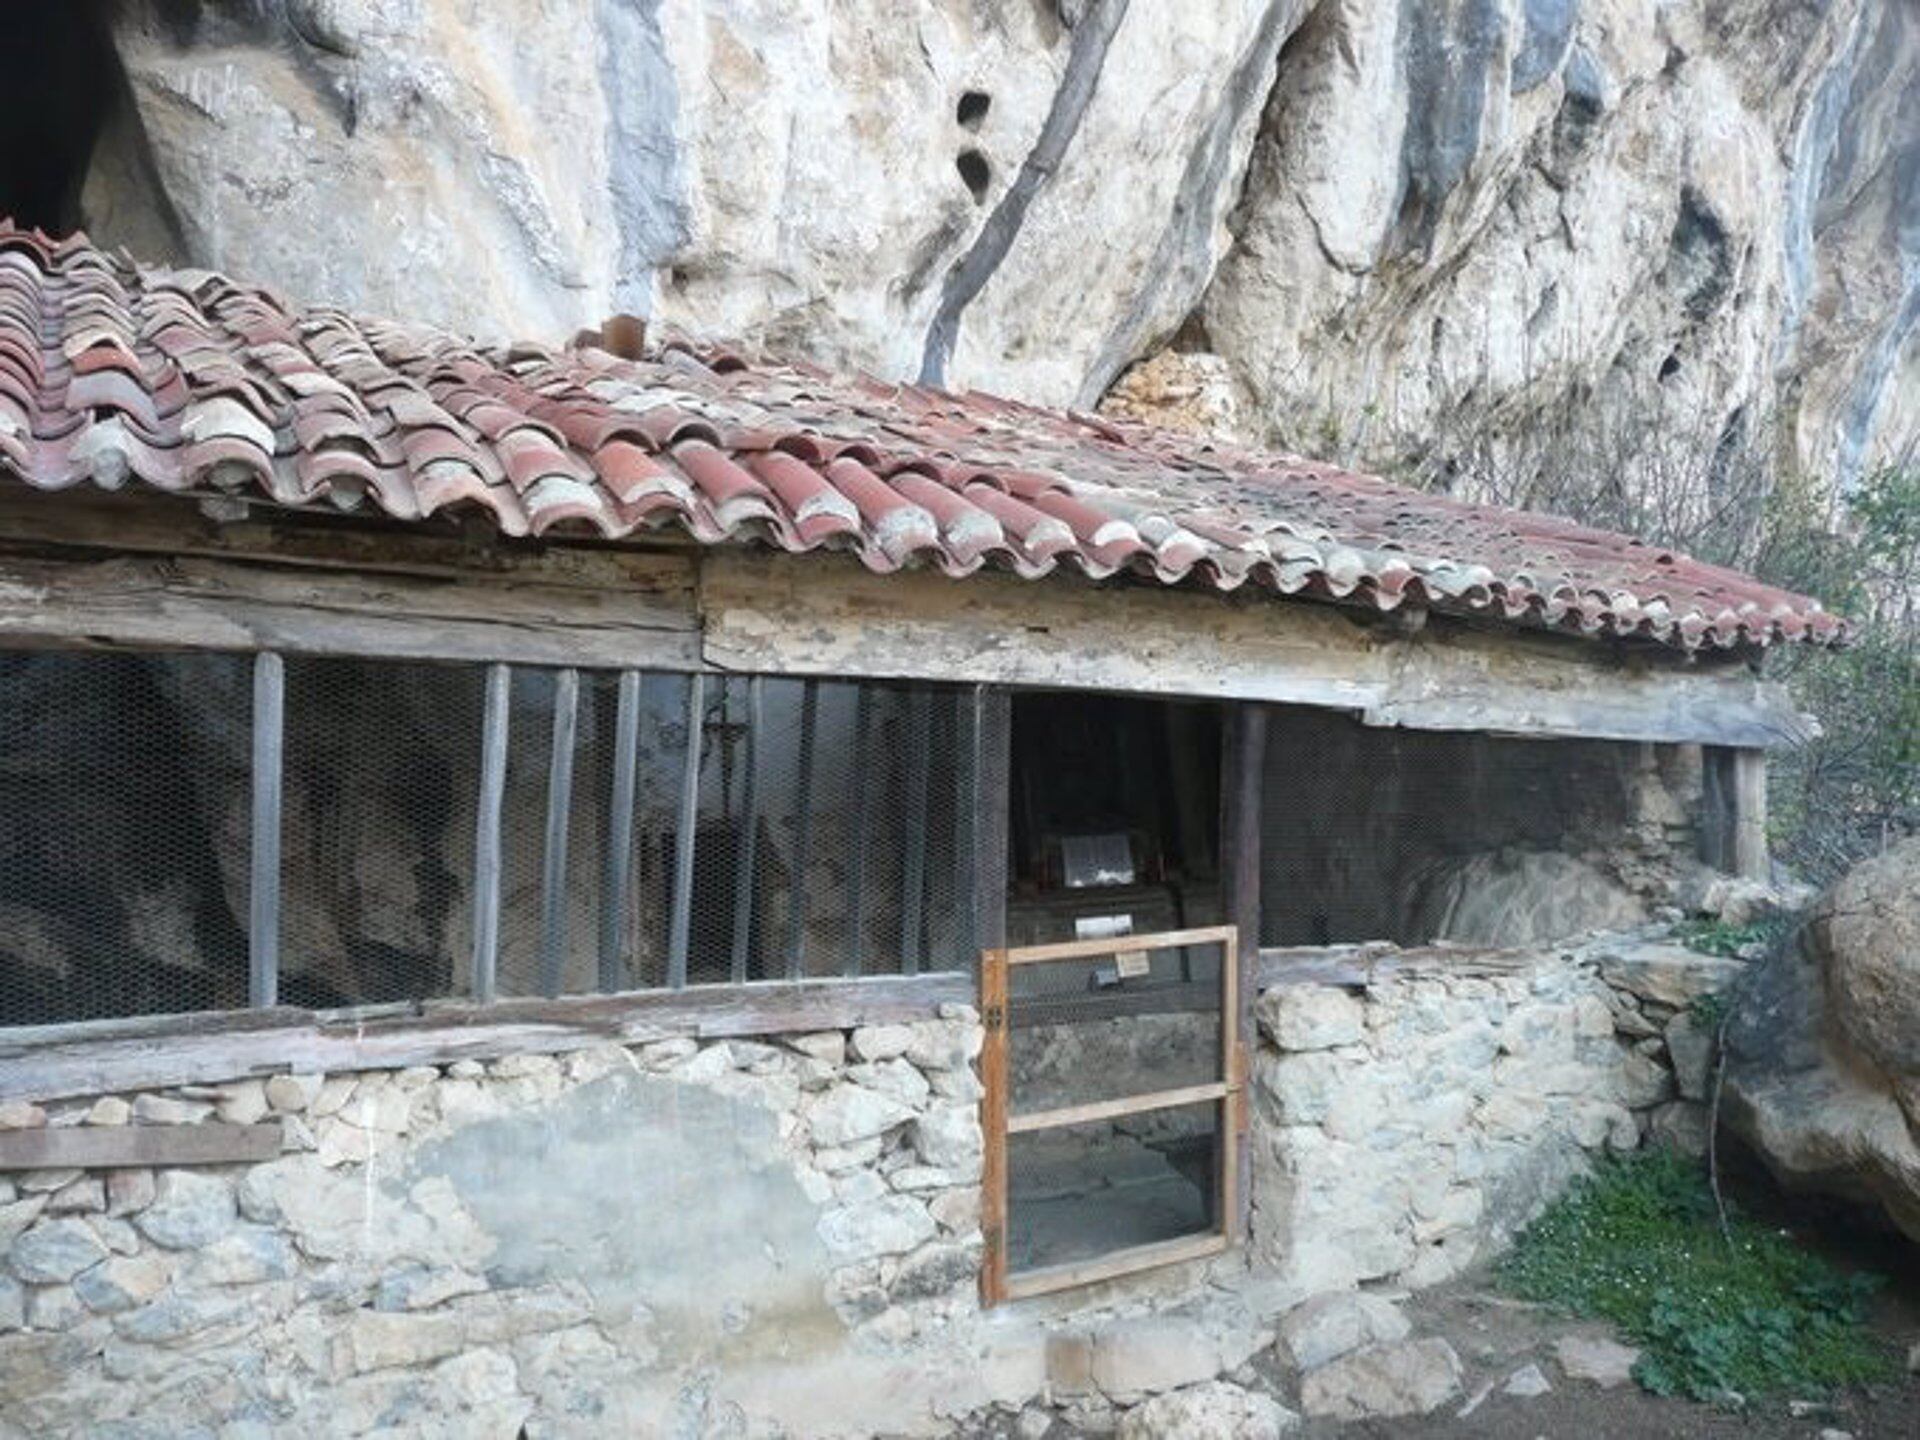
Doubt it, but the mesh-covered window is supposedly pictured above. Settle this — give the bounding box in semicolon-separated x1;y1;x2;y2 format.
0;650;982;1027
0;652;251;1025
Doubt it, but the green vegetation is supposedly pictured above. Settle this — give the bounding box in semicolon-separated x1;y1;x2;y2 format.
1669;917;1778;958
1500;1151;1895;1403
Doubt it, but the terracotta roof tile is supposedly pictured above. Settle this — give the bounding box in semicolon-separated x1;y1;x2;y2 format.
0;222;1846;653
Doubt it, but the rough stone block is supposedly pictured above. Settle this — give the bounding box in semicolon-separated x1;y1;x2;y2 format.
847;1058;930;1107
910;1104;982;1171
0;1102;47;1131
804;1084;915;1147
817;1194;935;1262
1299;1338;1462;1419
134;1171;236;1250
1554;1334;1639;1387
849;1025;915;1062
1117;1380;1299;1439
7;1217;109;1283
1089;1315;1226;1400
86;1097;132;1127
1278;1291;1411;1371
1258;987;1365;1051
1664;1012;1714;1101
73;1252;171;1314
131;1094;213;1126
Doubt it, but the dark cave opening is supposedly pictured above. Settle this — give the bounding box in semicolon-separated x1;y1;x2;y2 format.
0;2;124;235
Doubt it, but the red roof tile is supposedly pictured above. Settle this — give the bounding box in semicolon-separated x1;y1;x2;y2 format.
0;224;1844;653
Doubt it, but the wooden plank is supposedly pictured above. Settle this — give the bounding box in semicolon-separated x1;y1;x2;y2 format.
0;482;700;596
1730;748;1769;880
600;669;643;992
973;687;1012;957
0;1123;283;1171
1002;924;1236;966
899;687;932;974
1220;704;1263;1241
0;547;699;670
0;974;974;1104
1218;927;1242;1244
977;948;1010;1307
847;686;875;977
1003;1232;1229;1302
538;668;580;997
1007;980;1218;1028
1253;941;1540;991
698;550;1814;748
1006;1081;1230;1135
471;663;512;1003
786;680;820;979
248;650;284;1008
731;675;764;984
666;671;706;989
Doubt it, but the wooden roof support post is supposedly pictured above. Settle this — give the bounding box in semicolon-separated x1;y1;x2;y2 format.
471;663;512;1003
730;675;764;984
248;651;284;1009
972;685;1012;959
1221;701;1266;1242
785;680;820;979
667;671;707;989
1702;746;1770;882
538;668;581;997
600;669;643;993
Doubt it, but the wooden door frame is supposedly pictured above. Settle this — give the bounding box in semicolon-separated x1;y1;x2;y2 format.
978;924;1242;1305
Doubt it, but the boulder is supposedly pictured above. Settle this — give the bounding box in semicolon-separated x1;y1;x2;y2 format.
1277;1291;1410;1371
1298;1338;1462;1420
1407;850;1645;947
1117;1381;1297;1439
1721;846;1920;1243
1810;838;1920;1083
1595;942;1743;1009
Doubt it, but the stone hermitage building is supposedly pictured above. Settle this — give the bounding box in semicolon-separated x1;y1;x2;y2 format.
0;225;1838;1435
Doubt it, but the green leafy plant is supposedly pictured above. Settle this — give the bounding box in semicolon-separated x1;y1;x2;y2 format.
1499;1151;1894;1403
1669;917;1781;958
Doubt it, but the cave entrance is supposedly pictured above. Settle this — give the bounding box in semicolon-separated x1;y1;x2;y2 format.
0;4;122;234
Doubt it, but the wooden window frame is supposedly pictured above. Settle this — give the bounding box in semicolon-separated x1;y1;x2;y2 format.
978;924;1243;1305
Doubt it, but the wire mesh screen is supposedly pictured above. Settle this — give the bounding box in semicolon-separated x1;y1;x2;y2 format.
989;928;1235;1296
279;657;483;1008
1258;706;1671;945
0;650;982;1029
1006;1102;1222;1274
0;651;252;1024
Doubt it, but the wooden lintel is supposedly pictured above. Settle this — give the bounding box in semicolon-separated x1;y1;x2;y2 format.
0;1122;283;1171
0;974;972;1105
697;550;1815;749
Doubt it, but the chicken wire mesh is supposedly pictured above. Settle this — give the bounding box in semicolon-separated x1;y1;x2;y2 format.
1001;934;1230;1278
0;650;981;1027
1006;1100;1222;1275
0;651;252;1025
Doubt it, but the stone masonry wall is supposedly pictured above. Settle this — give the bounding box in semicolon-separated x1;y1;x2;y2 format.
0;1008;1032;1439
1249;933;1726;1297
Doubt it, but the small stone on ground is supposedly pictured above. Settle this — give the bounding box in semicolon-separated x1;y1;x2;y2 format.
1503;1361;1551;1397
1117;1380;1297;1439
1278;1290;1410;1371
1554;1333;1641;1388
1299;1338;1463;1420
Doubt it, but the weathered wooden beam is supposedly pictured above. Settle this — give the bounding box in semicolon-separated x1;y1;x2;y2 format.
538;668;581;998
1730;748;1769;881
666;672;707;989
847;685;875;977
786;679;820;979
248;650;284;1009
730;675;764;985
0;546;699;670
698;550;1814;749
600;669;643;993
0;1123;283;1171
1220;701;1264;1242
972;686;1012;958
471;663;512;1003
900;687;933;975
0;974;973;1104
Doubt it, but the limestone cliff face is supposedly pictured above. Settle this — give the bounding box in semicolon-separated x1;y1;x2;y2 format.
89;0;1917;486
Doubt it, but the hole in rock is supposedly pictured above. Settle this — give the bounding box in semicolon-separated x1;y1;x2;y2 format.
957;90;991;129
956;149;991;203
